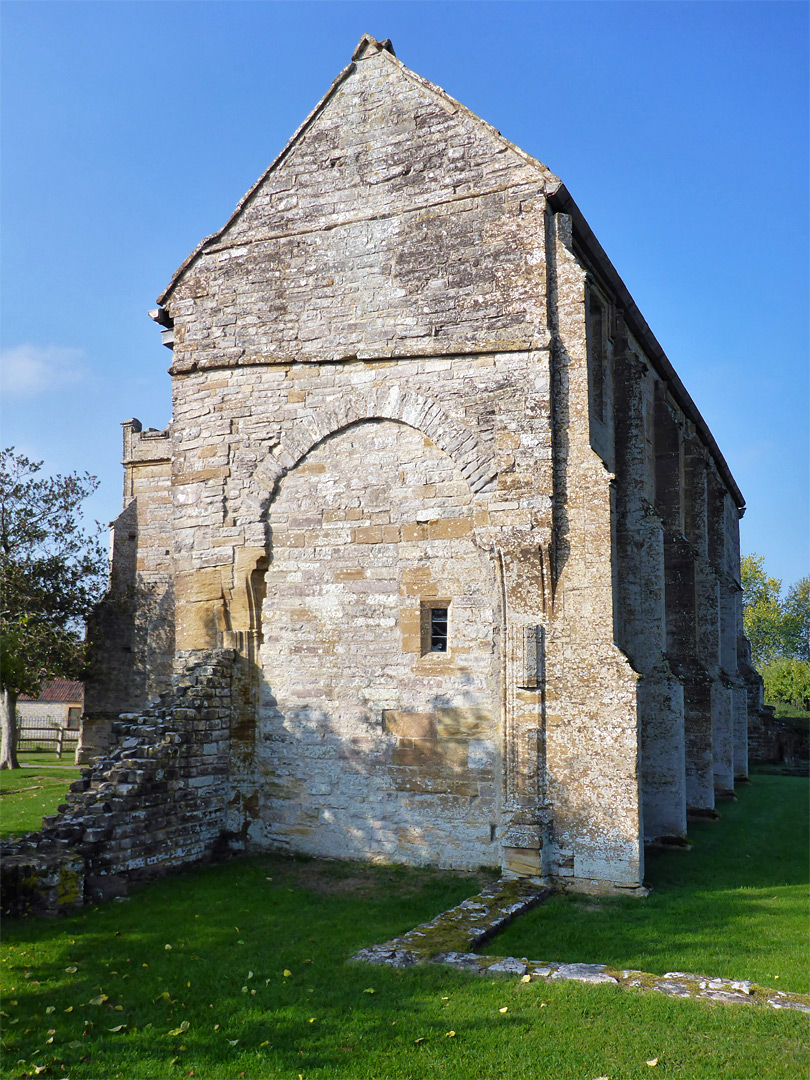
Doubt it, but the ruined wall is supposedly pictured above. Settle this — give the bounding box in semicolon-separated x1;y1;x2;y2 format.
82;421;175;762
2;652;232;916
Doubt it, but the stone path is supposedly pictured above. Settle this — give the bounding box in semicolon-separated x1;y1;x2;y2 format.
352;878;810;1013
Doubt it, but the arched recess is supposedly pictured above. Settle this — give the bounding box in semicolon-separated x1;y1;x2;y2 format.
246;384;498;517
245;418;503;871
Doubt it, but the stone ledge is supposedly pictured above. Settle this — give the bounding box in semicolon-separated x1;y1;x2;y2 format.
351;880;810;1012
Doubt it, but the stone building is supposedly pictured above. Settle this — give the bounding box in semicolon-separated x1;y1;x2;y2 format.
84;35;761;895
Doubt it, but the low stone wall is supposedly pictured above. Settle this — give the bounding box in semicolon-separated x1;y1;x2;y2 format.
748;706;805;766
1;651;234;917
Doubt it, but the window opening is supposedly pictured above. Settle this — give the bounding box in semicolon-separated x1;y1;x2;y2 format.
588;291;606;421
429;607;448;652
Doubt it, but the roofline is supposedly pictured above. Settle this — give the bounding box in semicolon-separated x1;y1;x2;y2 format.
547;183;745;510
157;60;357;306
154;37;745;511
156;35;560;307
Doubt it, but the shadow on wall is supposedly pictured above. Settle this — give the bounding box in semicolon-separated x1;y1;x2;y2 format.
85;498;175;722
229;660;504;874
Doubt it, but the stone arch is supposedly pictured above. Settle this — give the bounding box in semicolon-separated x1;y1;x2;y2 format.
250;418;503;869
249;384;497;509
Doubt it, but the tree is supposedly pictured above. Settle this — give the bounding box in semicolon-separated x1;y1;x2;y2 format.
762;658;810;713
0;450;107;769
782;576;810;661
741;553;786;670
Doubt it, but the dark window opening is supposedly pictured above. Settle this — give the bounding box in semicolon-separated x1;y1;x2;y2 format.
67;707;81;729
588;291;606;421
429;607;448;652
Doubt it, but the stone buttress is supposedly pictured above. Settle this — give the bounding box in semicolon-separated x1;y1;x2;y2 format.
77;34;757;898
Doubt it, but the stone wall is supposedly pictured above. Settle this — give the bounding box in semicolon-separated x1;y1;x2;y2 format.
81;35;757;896
1;652;232;917
81;420;175;762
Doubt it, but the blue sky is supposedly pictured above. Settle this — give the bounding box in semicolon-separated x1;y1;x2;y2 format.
2;1;807;587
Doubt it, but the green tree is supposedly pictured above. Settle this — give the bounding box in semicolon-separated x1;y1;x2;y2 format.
782;576;810;661
741;553;787;670
762;658;810;712
0;450;107;769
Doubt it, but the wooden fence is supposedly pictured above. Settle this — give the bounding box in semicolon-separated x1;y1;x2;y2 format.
16;726;80;759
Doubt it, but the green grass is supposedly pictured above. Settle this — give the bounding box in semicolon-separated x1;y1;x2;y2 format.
482;774;810;995
0;755;81;838
1;775;807;1079
2;855;808;1080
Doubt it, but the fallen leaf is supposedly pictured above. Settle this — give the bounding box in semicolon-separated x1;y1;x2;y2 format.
64;967;78;974
363;988;376;994
521;974;532;983
241;987;248;994
646;1059;659;1068
63;1008;73;1014
445;1030;456;1038
88;995;108;1006
260;1040;269;1047
247;971;254;980
214;1024;220;1031
283;969;292;978
168;1021;190;1037
309;1017;316;1023
114;1005;123;1011
499;1006;508;1013
107;1025;127;1032
414;1037;425;1044
45;1007;55;1014
540;1003;548;1008
164;944;172;951
228;1039;239;1046
441;996;450;1001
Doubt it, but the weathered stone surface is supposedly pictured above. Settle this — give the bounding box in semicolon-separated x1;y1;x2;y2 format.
549;963;618;985
78;33;759;895
352;882;810;1013
1;652;234;917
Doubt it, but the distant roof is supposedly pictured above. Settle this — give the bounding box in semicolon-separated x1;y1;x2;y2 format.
19;679;84;704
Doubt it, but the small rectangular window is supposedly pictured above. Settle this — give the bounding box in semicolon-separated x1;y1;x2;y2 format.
429;607;448;652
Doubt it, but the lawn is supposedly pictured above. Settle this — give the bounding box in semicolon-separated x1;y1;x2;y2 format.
0;755;81;839
1;775;807;1080
481;773;810;995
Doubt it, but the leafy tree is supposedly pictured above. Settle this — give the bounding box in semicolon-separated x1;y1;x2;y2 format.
0;450;107;769
741;553;787;670
782;576;810;661
762;658;810;713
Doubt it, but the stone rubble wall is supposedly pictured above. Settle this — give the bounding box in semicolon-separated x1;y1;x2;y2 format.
1;651;233;917
82;420;175;763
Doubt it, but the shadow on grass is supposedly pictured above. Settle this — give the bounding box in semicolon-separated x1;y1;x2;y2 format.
2;844;808;1080
480;774;809;992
